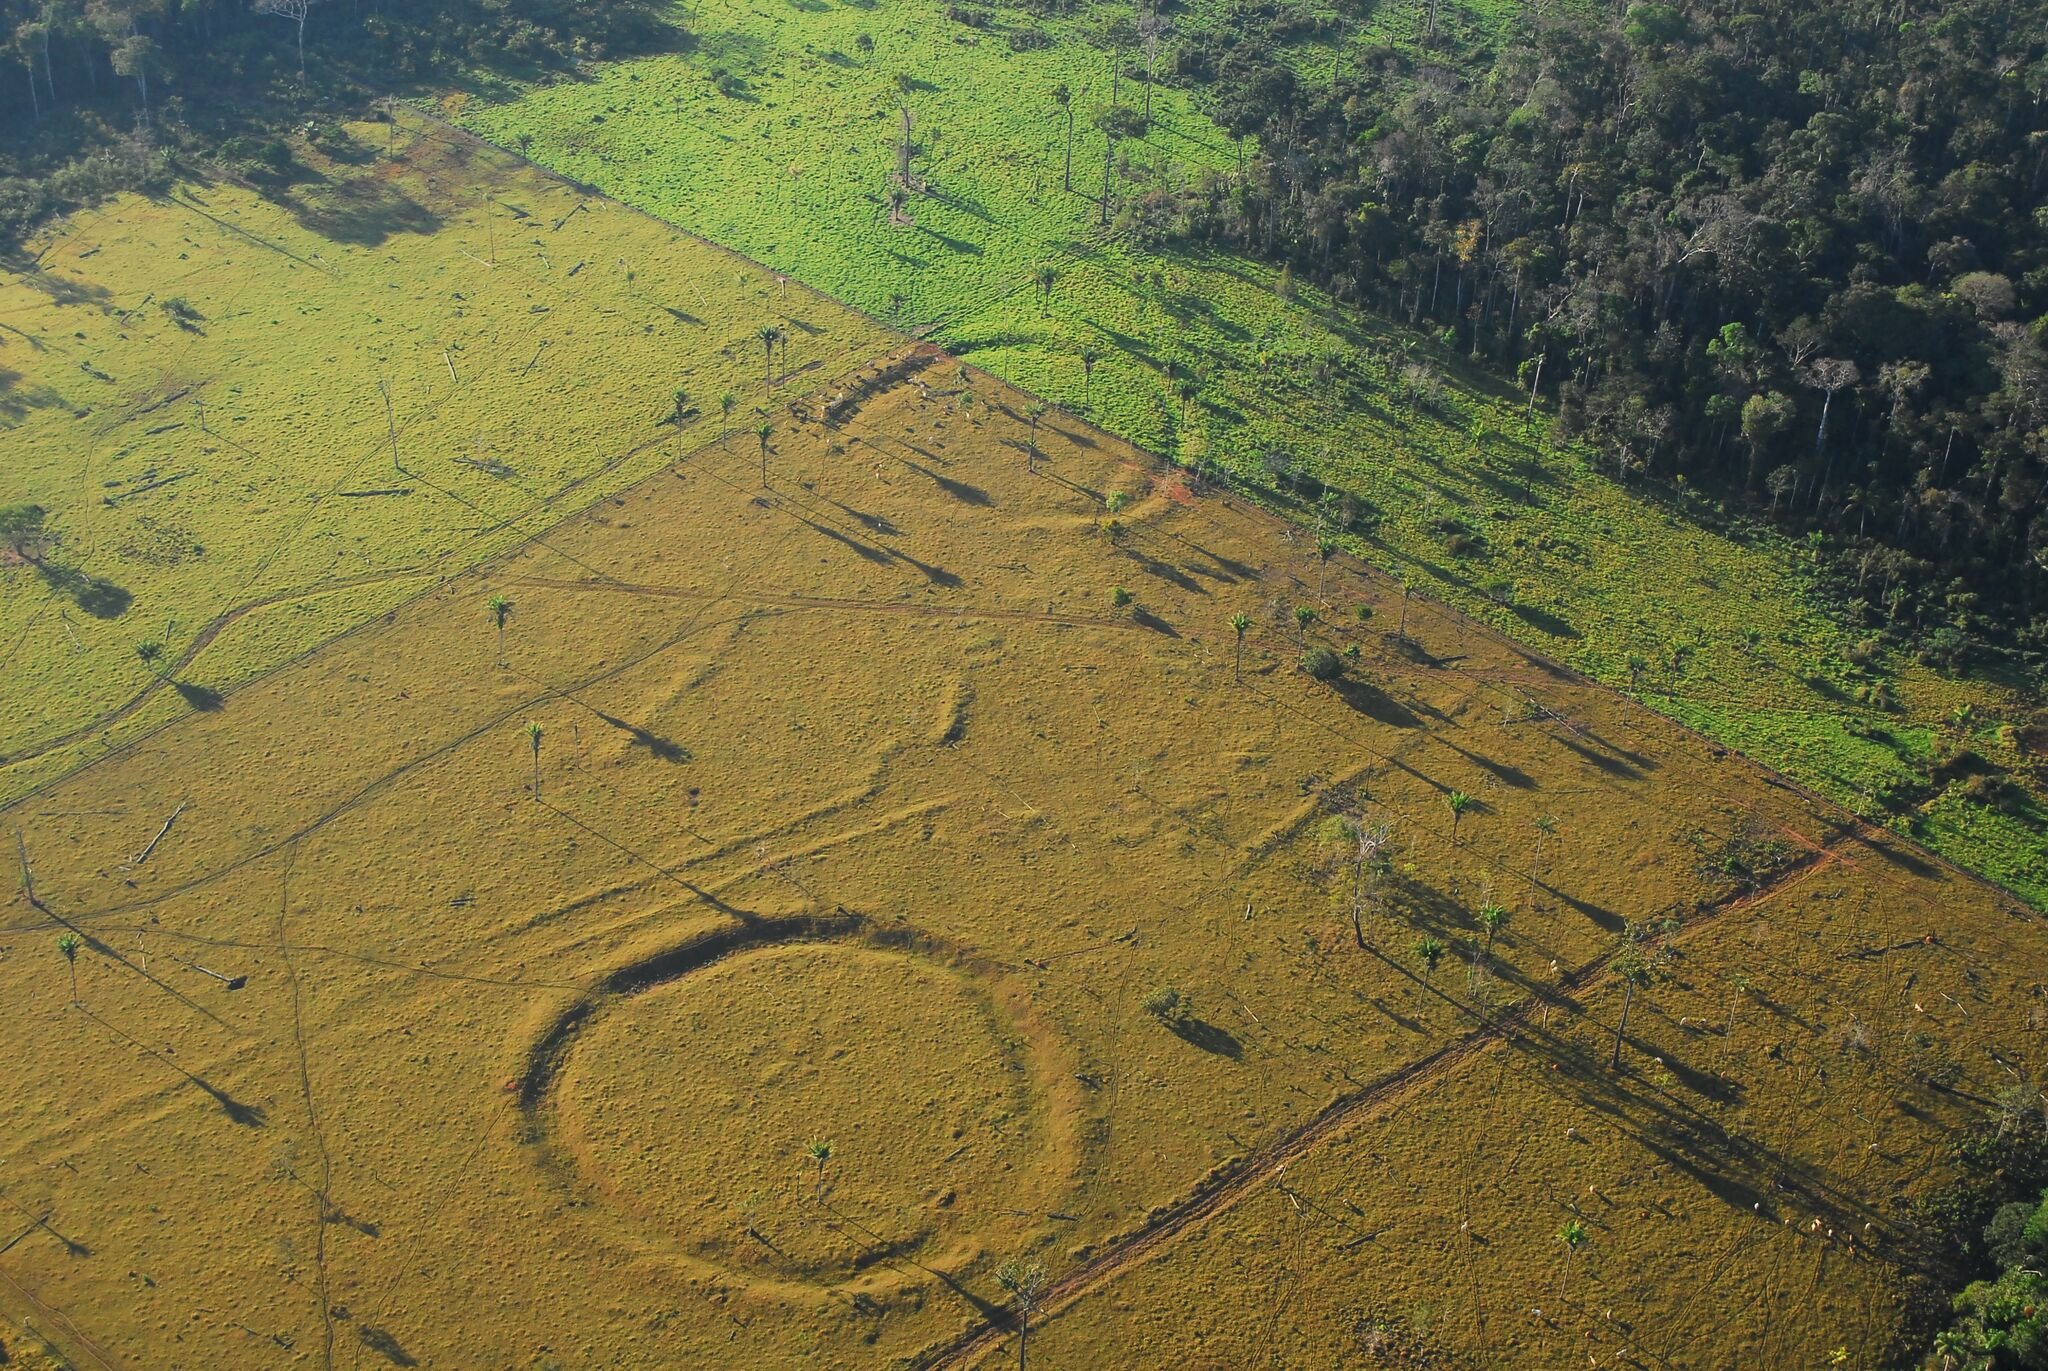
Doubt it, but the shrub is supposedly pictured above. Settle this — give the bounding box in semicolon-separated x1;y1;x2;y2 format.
1105;490;1130;514
1301;646;1342;680
1142;986;1189;1024
1111;586;1133;608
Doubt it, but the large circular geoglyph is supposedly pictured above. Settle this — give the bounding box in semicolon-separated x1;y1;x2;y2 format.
521;920;1071;1288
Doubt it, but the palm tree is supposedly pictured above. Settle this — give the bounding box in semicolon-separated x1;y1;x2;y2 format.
1034;264;1058;314
57;932;81;1004
1478;902;1509;958
1229;611;1250;679
1052;82;1075;190
488;595;512;665
136;640;166;678
755;421;774;485
1080;346;1100;406
1446;789;1472;841
720;389;737;443
672;386;690;426
1414;936;1446;979
1316;535;1337;597
1533;814;1556;868
758;325;779;385
806;1139;833;1201
1177;377;1198;422
1293;604;1315;645
995;1258;1048;1370
1025;404;1046;473
525;721;543;801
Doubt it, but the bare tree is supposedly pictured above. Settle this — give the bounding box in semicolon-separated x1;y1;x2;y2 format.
1805;356;1861;504
994;1259;1047;1370
254;0;314;81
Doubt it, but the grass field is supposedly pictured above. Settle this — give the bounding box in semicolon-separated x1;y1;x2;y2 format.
0;109;890;804
2;139;2044;1360
445;0;2046;908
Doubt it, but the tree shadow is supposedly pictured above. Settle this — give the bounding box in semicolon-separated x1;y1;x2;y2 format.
355;1324;417;1368
1169;1016;1242;1058
279;177;442;247
173;680;225;712
903;460;993;507
1334;678;1421;728
36;560;132;618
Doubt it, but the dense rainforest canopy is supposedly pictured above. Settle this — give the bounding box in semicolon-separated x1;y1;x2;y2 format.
1167;0;2048;667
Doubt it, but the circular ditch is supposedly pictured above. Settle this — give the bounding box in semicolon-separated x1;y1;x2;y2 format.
519;917;1072;1289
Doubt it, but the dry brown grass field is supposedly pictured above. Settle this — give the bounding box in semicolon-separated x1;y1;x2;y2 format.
3;144;2044;1371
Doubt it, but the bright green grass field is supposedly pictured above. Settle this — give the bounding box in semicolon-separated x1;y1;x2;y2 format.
0;110;891;802
449;0;2046;908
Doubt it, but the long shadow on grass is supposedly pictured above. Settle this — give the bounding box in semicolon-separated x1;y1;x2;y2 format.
278;177;442;247
35;559;132;619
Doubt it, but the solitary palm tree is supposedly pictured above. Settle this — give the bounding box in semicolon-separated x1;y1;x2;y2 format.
1229;611;1250;679
1533;814;1556;868
1052;82;1075;190
755;421;774;485
1316;536;1337;597
525;721;543;801
1177;377;1198;421
1446;789;1472;841
1025;405;1046;473
1414;936;1446;979
1293;604;1315;645
758;325;779;385
720;389;737;443
1478;902;1509;957
672;386;691;426
488;595;512;665
136;640;166;678
58;932;81;1004
1080;346;1100;406
806;1139;833;1201
1034;265;1057;314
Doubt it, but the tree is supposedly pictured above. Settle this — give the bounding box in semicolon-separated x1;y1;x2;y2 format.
1478;901;1508;958
994;1258;1047;1371
805;1138;833;1201
1445;789;1472;841
1804;357;1861;504
1348;818;1391;948
488;595;512;665
0;503;49;563
1079;346;1099;406
1229;611;1250;679
758;325;779;385
1034;264;1057;314
57;931;80;1004
854;31;873;60
525;720;543;800
254;0;313;81
755;421;774;485
1293;604;1315;644
1765;464;1799;515
719;389;737;442
894;72;916;188
1025;404;1045;473
1609;919;1676;1070
136;639;166;677
1414;936;1446;978
1052;82;1075;191
671;387;690;426
1738;391;1793;491
108;30;156;120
